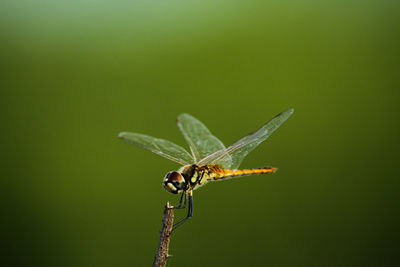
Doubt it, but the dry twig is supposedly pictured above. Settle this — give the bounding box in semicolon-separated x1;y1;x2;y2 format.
153;202;174;267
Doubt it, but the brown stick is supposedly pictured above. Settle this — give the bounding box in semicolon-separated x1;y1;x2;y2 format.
153;202;174;267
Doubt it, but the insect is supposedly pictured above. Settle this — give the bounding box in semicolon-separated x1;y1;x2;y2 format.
119;109;294;229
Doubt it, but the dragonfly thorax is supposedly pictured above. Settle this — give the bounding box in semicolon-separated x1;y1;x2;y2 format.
163;171;187;194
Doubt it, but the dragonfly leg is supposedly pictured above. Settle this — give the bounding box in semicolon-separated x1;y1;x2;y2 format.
172;191;193;230
172;192;187;209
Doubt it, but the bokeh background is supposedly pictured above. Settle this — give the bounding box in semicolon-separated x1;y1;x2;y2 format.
1;1;399;266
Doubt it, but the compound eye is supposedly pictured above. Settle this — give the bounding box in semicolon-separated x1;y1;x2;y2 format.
165;171;184;182
163;171;185;194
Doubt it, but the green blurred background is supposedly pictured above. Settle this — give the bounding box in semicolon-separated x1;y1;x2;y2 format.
1;1;399;266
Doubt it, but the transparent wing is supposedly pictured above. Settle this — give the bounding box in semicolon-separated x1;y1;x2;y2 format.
198;108;294;169
118;132;194;166
176;113;231;166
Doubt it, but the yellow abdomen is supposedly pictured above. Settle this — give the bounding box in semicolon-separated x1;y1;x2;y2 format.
210;166;277;180
196;165;276;184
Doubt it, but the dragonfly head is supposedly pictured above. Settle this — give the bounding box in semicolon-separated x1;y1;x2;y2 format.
163;171;185;194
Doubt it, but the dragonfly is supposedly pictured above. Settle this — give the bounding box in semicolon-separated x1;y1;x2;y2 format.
119;108;294;229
